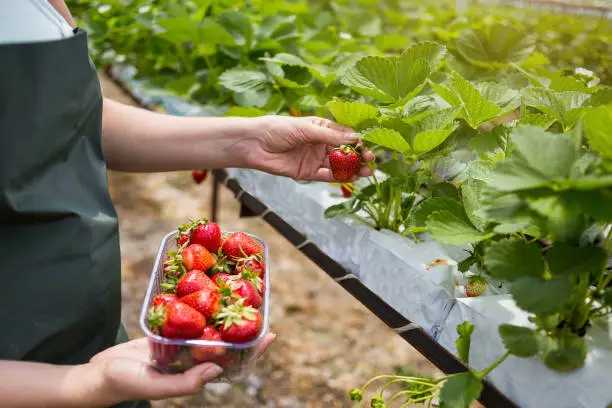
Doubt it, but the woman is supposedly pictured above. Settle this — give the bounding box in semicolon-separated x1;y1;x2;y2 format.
0;1;374;407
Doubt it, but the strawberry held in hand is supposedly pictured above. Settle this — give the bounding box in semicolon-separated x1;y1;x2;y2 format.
222;232;262;261
148;301;205;339
217;300;263;343
182;244;216;271
329;144;362;182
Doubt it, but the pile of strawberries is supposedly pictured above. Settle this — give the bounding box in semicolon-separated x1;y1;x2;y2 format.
147;218;266;359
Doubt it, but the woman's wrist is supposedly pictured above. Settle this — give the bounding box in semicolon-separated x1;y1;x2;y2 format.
68;363;115;408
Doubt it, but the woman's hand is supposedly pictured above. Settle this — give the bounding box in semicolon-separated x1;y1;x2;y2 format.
87;333;275;405
245;115;375;182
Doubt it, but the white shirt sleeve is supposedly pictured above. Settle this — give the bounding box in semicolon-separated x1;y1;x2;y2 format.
0;0;75;44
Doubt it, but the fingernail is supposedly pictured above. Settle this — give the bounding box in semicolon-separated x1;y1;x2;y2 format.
202;364;223;379
344;133;361;142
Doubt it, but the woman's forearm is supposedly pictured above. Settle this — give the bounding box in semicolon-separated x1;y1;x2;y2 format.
101;98;262;172
0;361;109;408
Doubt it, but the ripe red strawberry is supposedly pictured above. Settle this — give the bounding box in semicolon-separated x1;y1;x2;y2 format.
465;276;487;297
180;288;221;320
341;183;353;198
232;278;262;309
191;222;222;254
212;273;234;286
182;244;216;271
191;325;226;362
235;258;265;294
148;302;205;339
176;270;217;298
217;300;263;343
222;232;262;261
329;145;361;182
153;294;178;308
192;169;207;184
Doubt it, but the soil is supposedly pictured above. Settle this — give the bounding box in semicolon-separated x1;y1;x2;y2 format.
101;73;443;407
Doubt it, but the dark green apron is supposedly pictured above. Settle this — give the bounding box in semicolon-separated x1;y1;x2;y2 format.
0;29;148;408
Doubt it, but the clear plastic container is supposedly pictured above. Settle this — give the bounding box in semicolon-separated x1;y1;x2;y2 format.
139;230;271;382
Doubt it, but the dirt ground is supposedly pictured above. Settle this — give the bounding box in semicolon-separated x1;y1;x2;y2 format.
100;74;442;407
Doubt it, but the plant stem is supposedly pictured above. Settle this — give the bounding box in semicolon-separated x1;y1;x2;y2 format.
477;351;510;379
387;385;438;405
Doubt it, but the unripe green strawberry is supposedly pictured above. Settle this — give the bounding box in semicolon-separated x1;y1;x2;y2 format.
465;276;487;297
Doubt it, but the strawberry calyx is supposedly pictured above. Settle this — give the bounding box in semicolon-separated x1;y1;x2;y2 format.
147;304;168;334
210;248;234;274
215;299;258;330
238;266;263;292
334;143;362;156
164;242;189;278
214;276;242;304
177;218;209;242
161;276;179;294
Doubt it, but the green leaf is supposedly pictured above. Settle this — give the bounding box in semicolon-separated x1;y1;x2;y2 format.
415;197;467;227
342;57;429;103
547;244;608;280
521;88;591;130
510;276;573;315
362;128;411;154
584;104;612;160
484;238;544;281
430;72;502;129
427;210;494;245
498;324;540;357
475;82;521;113
219;69;269;93
541;333;586;372
455;23;536;68
468;126;508;161
439;372;483;408
403;95;444;121
326;100;378;129
234;88;271;108
488;126;577;192
216;11;253;48
461;180;488;231
410;108;459;155
412;127;458;156
513;126;577;179
455;321;474;365
324;202;350;219
341;42;446;103
225;106;267;117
